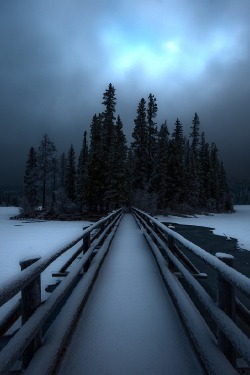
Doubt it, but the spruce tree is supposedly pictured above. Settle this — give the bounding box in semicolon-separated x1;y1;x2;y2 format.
199;132;211;207
131;98;148;190
151;121;170;209
124;147;134;206
37;134;57;209
188;112;201;207
76;131;88;210
65;144;76;202
50;156;58;211
219;162;233;211
101;83;116;211
168;118;185;206
59;153;67;191
105;115;127;208
24;147;38;210
209;142;221;210
87;114;105;211
147;93;158;181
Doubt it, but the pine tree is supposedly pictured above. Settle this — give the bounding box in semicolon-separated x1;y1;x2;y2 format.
59;153;67;191
151;121;170;209
199;132;211;207
76;131;88;210
209;142;221;210
50;156;58;211
24;147;38;210
37;134;57;209
131;98;148;190
168;118;185;206
102;83;116;211
188;112;201;207
105;115;127;208
218;161;233;211
87;114;105;211
147;93;158;181
65;144;76;202
124;147;134;206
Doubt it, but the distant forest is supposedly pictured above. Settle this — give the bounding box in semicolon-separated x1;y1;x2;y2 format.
15;83;235;216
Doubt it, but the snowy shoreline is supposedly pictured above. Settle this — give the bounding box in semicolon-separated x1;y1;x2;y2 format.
156;205;250;252
1;205;249;288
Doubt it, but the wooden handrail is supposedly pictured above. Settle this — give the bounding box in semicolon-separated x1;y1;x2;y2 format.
0;209;122;308
132;207;250;369
132;207;250;298
0;209;122;373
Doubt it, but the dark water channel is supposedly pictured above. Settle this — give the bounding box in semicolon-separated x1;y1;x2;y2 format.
162;222;250;337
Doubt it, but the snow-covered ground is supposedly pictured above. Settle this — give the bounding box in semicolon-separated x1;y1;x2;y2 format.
156;205;250;252
1;205;249;289
0;207;92;317
1;205;249;318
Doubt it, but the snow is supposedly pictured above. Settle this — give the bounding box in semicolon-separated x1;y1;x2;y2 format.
141;227;238;374
0;207;92;317
56;214;205;375
0;219;122;375
24;216;123;375
215;252;234;260
143;226;250;367
0;207;92;283
1;206;250;372
156;205;250;251
135;208;250;297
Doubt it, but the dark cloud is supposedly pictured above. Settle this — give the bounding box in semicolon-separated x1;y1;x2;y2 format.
0;0;250;186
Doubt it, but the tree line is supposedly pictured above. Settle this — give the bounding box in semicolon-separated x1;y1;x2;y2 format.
23;83;233;216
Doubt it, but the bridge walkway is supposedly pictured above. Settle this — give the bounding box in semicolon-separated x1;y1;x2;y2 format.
56;213;205;374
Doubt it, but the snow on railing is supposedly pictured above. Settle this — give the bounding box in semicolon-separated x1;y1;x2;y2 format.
132;207;250;372
0;209;122;308
0;209;122;373
133;208;250;297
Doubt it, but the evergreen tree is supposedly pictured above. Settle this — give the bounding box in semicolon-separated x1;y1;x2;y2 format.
124;147;134;206
65;144;76;202
77;131;88;210
209;142;221;210
101;83;117;211
147;93;158;181
37;134;57;209
151;121;170;209
22;86;234;215
218;161;233;211
168;118;185;206
59;153;67;190
131;98;148;190
24;147;38;210
199;132;211;207
105;115;127;208
188;112;201;207
87;114;105;211
50;156;58;211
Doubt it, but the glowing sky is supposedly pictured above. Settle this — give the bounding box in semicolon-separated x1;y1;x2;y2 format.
0;0;250;185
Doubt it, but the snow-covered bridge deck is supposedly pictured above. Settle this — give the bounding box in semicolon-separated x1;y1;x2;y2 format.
56;214;205;374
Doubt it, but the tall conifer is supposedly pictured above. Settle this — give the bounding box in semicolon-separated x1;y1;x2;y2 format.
65;144;76;202
37;134;57;209
24;147;38;210
77;131;88;210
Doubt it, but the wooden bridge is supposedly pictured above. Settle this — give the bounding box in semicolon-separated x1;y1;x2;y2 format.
0;209;250;374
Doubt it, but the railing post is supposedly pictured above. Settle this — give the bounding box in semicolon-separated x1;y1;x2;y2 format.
216;253;236;367
19;257;42;369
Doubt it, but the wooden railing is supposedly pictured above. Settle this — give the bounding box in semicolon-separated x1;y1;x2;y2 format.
0;209;123;374
132;207;250;374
